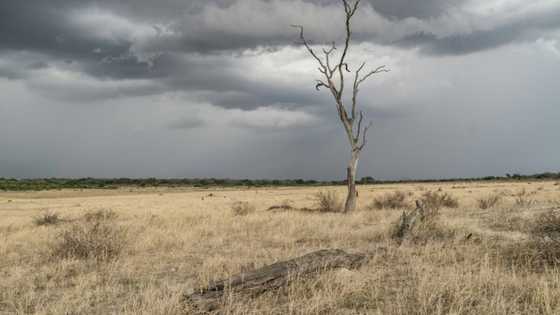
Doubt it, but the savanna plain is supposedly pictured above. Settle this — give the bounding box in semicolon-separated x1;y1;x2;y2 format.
1;181;560;314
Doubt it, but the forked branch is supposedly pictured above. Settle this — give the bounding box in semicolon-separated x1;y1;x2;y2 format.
294;0;388;153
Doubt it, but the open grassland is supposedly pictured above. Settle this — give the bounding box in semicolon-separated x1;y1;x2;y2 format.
1;181;560;314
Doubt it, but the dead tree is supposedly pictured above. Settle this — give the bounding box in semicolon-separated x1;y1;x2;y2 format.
184;249;367;312
293;0;388;212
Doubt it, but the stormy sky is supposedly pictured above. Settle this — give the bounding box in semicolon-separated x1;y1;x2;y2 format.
0;0;559;180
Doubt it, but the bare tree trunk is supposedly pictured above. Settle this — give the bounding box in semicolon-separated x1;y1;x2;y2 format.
344;151;359;212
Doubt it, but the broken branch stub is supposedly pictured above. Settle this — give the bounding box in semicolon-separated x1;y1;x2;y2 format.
391;200;426;242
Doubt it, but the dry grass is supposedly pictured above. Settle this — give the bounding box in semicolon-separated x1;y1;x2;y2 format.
485;208;529;232
514;188;537;207
369;190;409;210
1;181;560;314
531;210;560;238
498;211;560;270
231;201;256;216
83;209;118;222
388;200;454;246
267;199;295;211
527;211;560;267
51;210;128;262
33;210;62;226
314;191;342;212
419;190;459;210
477;194;502;209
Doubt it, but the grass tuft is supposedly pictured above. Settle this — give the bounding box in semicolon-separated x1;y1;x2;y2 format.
500;211;560;269
33;211;62;226
477;194;502;209
83;209;118;222
368;191;408;210
51;210;127;262
389;203;453;245
231;201;256;216
531;210;560;238
514;189;536;207
419;191;459;210
314;191;342;212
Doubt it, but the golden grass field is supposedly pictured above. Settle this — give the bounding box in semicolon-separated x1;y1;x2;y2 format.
1;181;560;314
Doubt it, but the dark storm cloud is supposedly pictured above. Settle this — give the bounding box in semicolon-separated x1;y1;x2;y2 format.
2;0;559;90
1;0;560;180
142;52;328;109
305;0;460;18
366;0;463;19
187;89;325;110
168;117;205;130
0;2;128;58
0;0;157;91
0;63;23;80
396;3;560;56
2;0;559;58
1;0;559;108
0;0;302;103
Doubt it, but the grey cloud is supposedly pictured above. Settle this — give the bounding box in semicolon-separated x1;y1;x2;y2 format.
2;0;560;94
0;52;47;80
0;67;23;80
84;54;159;80
1;0;559;109
2;0;560;63
147;52;330;109
187;90;323;110
1;0;560;180
0;2;127;56
26;74;165;103
168;117;205;130
396;4;560;56
185;85;328;110
366;0;463;19
304;0;459;19
1;36;559;180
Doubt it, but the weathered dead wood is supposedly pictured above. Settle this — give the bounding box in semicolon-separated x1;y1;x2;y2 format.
391;200;426;242
293;0;389;213
183;249;368;312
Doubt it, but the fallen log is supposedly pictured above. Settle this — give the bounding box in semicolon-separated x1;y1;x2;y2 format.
183;249;368;312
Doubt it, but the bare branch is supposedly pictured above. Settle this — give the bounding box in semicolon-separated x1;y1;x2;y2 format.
358;121;373;151
355;62;366;75
355;110;364;141
315;80;328;91
337;0;361;99
356;65;389;87
323;42;337;75
322;42;336;56
350;62;366;120
291;25;327;71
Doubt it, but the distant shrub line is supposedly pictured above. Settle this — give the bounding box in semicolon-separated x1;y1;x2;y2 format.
1;171;559;191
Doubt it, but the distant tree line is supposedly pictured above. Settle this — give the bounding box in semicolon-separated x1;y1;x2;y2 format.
0;172;559;191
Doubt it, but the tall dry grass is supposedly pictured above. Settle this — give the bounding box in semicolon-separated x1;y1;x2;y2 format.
314;191;343;212
0;181;559;314
368;190;409;210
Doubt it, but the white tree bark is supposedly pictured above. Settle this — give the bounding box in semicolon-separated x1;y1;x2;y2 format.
344;152;359;212
294;0;388;212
